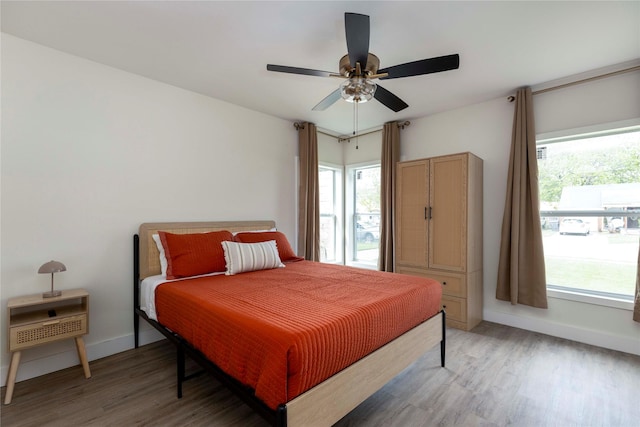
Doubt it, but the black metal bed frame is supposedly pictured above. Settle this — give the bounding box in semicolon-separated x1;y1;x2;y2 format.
132;234;445;427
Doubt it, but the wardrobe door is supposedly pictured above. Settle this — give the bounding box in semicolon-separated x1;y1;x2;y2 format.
428;154;467;272
395;160;429;267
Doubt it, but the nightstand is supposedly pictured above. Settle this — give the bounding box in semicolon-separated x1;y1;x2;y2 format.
4;288;91;404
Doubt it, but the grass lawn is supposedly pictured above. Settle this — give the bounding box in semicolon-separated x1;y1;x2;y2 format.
542;230;638;297
357;241;378;251
545;257;636;296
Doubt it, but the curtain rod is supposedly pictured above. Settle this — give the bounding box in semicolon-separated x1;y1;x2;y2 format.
337;127;381;143
293;121;410;141
507;64;640;102
319;129;339;139
292;122;335;137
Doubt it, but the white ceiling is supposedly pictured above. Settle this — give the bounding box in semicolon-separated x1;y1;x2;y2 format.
2;1;639;135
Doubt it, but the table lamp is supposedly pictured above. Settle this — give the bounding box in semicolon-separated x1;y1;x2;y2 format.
38;260;66;298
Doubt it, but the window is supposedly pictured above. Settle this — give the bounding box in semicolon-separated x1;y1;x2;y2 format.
318;161;382;270
319;164;343;263
538;123;640;301
346;163;380;269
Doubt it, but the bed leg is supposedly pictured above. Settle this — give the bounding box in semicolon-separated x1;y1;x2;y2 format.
134;315;139;349
276;404;287;427
440;310;446;368
177;346;185;399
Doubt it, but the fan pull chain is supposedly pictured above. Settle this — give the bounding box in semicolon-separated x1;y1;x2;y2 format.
353;100;359;149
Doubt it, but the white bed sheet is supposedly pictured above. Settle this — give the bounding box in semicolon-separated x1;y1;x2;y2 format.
140;272;223;321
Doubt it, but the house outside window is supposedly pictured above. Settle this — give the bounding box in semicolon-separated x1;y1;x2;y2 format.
538;123;640;302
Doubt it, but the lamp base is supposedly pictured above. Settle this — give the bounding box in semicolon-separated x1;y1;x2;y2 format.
43;290;62;298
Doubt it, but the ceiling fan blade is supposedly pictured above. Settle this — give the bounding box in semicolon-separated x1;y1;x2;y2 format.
374;84;409;112
345;13;369;69
267;64;334;78
379;54;460;80
312;88;342;111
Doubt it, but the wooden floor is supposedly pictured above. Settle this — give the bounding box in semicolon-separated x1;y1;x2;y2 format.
2;321;639;426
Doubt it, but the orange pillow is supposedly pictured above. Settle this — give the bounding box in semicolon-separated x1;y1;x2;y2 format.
159;230;233;279
234;231;303;262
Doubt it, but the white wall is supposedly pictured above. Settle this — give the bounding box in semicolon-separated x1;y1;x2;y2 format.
317;132;343;165
343;130;382;165
402;70;640;355
1;34;297;385
534;71;640;134
318;128;382;166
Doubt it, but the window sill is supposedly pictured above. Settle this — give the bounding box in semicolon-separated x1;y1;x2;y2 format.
346;261;378;271
547;288;634;310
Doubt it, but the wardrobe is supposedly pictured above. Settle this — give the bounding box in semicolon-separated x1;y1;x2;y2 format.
395;152;483;331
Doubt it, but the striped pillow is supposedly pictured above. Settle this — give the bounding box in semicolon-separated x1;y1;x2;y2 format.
234;231;303;262
222;240;284;276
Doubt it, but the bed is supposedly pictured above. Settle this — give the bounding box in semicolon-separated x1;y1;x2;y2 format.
133;220;445;427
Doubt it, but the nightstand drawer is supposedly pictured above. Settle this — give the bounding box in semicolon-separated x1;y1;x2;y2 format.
10;314;87;351
441;296;467;323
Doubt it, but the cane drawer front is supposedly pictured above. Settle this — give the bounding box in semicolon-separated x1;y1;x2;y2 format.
440;295;466;323
10;314;88;351
424;270;466;298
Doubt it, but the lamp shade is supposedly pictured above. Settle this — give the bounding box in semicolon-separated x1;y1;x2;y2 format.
340;78;376;103
38;260;66;274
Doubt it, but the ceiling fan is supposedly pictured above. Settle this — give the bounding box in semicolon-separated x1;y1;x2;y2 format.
266;12;459;113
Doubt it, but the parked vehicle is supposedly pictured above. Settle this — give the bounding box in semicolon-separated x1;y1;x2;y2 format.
559;218;589;236
356;222;380;243
542;216;559;230
608;217;623;233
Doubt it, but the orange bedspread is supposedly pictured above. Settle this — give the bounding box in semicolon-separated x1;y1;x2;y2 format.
155;261;441;410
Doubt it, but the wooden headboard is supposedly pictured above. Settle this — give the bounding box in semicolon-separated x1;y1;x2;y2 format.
137;220;276;280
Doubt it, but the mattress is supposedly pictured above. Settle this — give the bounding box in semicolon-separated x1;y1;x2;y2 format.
140;272;222;321
152;260;441;410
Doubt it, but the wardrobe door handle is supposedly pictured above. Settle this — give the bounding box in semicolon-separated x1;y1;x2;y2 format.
429;207;433;219
424;207;427;220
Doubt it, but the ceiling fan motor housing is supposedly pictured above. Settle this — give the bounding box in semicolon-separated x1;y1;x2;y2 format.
340;53;380;77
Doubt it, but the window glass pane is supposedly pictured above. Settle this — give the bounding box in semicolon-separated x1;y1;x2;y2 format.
538;129;640;298
319;166;342;263
543;217;638;296
350;165;380;269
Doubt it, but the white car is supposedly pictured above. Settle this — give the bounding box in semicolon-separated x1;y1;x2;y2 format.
559;218;589;236
608;217;623;233
356;222;380;243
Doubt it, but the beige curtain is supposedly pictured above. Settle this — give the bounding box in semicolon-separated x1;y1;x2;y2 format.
634;236;640;322
496;87;548;308
297;122;320;261
379;122;400;271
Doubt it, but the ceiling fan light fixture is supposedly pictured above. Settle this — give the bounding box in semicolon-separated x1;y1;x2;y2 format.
340;77;376;103
267;13;458;112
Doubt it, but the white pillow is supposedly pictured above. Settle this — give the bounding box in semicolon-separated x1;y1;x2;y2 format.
152;233;168;277
222;240;284;276
231;227;277;236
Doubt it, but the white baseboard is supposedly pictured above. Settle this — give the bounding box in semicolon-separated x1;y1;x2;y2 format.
484;310;640;356
0;328;164;388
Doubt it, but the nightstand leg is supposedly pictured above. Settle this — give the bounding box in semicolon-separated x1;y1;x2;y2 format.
4;351;21;405
74;337;91;379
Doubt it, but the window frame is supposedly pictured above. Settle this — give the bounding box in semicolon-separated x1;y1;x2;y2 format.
537;118;640;310
345;161;381;270
318;162;344;264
